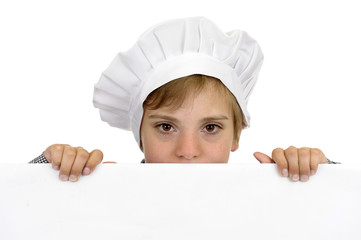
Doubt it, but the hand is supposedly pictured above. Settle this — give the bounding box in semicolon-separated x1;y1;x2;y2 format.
253;146;328;182
43;144;103;182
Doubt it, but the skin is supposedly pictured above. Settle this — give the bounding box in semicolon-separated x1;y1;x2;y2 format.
43;144;103;182
43;84;328;182
254;147;328;182
140;84;238;163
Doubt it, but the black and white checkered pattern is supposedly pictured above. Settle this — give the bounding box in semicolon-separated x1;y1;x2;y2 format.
29;153;49;164
327;158;340;164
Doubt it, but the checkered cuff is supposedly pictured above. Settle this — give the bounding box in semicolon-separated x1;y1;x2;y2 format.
29;153;49;164
327;158;340;164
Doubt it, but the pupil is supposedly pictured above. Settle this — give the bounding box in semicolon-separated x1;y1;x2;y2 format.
206;125;214;131
163;124;171;131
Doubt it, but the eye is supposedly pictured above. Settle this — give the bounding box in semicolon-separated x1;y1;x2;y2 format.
203;124;220;134
157;123;175;133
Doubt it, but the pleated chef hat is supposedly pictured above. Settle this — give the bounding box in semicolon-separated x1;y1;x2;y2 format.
93;17;264;146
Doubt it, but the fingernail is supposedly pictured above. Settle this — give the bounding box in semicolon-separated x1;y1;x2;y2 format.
69;175;77;182
310;170;315;176
82;167;90;175
301;175;309;182
59;174;68;181
282;169;288;177
53;165;59;170
291;174;299;182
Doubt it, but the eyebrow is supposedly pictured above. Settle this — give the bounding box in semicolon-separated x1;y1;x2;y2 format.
201;116;229;122
148;114;180;123
148;114;229;123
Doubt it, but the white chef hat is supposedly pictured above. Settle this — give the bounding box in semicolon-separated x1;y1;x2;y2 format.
93;17;264;146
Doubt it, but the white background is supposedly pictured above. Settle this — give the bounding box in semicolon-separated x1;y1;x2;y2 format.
1;0;360;163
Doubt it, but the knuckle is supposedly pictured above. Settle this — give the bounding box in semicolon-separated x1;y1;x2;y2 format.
46;144;64;164
50;144;64;154
311;148;321;156
272;148;283;156
285;146;297;157
64;147;77;158
76;149;89;160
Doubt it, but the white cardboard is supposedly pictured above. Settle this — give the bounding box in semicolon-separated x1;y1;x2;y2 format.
0;164;360;240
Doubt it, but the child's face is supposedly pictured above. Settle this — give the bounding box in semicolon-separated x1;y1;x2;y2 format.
140;84;240;163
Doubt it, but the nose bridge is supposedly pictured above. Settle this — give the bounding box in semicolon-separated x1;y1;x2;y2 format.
176;130;201;160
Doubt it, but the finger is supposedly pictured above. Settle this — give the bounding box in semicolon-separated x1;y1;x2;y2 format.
82;149;103;176
253;152;275;163
298;147;311;182
69;147;89;182
45;144;66;170
319;149;328;164
284;146;299;181
272;148;289;177
58;146;77;181
310;148;325;176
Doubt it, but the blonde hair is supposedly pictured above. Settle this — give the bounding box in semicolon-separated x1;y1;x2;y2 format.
143;74;243;142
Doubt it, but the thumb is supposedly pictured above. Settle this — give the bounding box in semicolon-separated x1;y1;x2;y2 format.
253;152;275;163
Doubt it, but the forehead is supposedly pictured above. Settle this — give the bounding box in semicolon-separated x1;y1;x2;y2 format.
144;84;233;118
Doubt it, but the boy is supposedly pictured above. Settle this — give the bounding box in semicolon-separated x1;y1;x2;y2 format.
30;17;333;182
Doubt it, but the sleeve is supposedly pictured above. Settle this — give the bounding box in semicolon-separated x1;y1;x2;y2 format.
327;158;341;164
29;153;49;164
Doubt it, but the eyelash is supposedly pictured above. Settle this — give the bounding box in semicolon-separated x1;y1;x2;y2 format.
155;123;222;135
156;123;175;134
202;124;221;135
